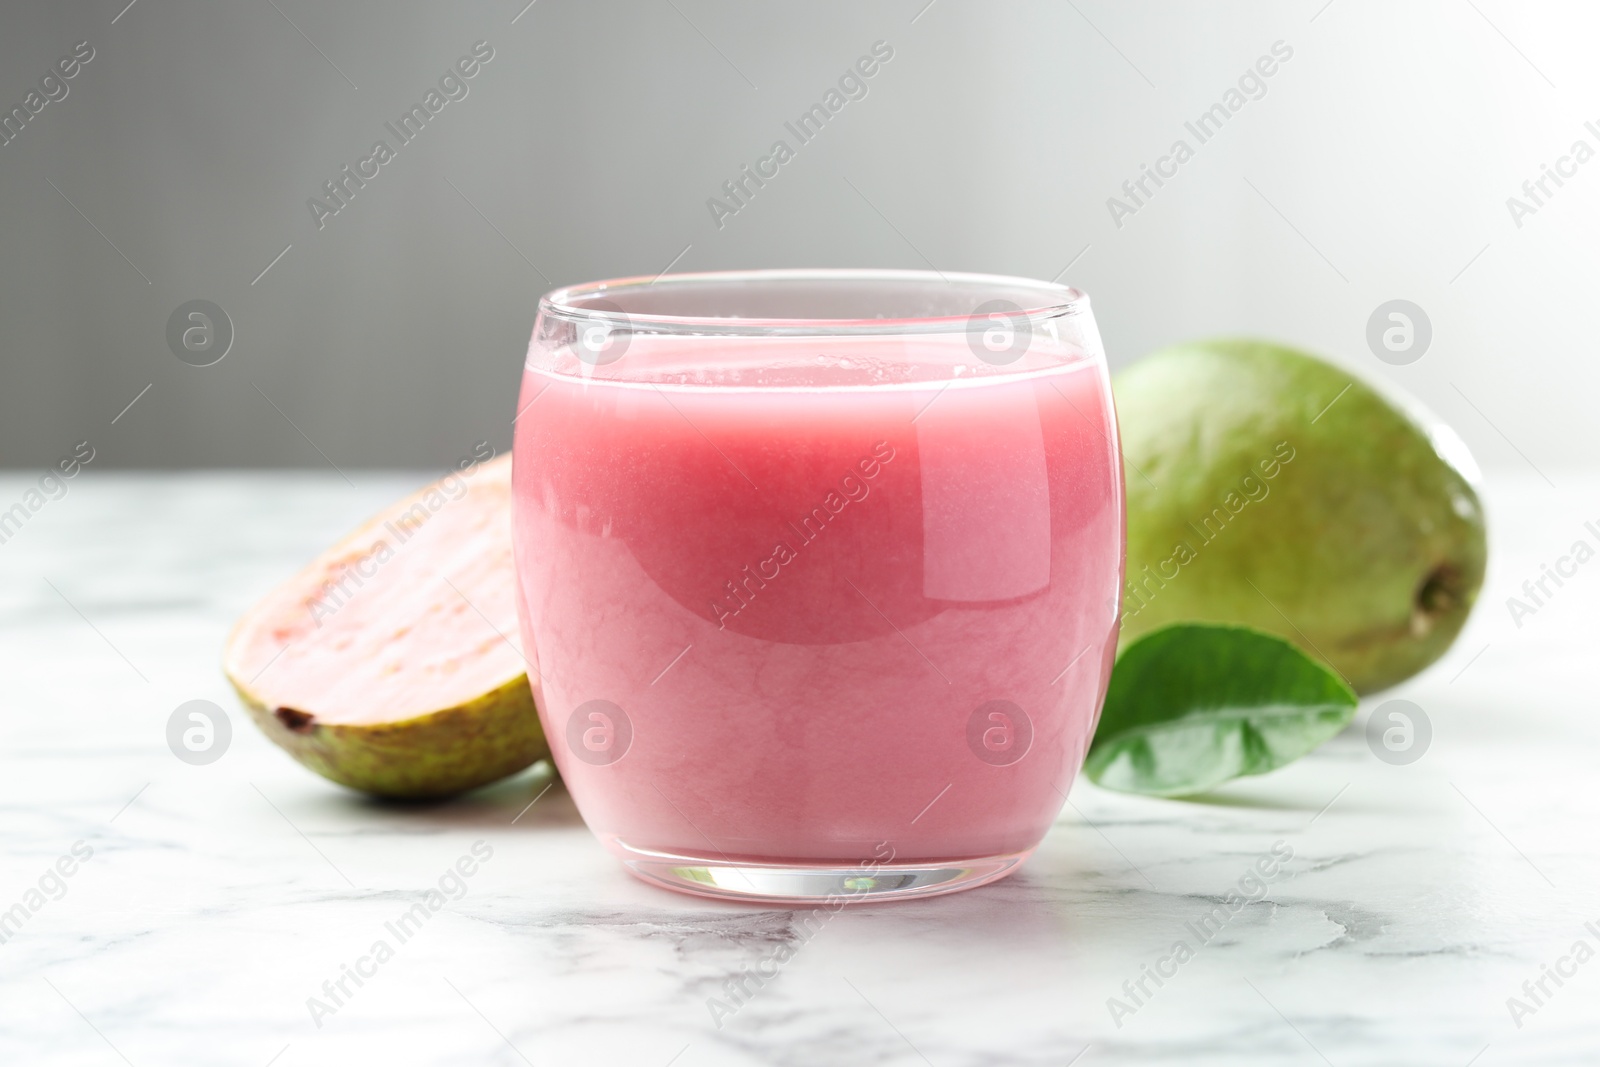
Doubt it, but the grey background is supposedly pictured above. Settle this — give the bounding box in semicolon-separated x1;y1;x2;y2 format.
1;0;1593;474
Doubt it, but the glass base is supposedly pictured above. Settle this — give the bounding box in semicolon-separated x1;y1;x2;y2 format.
612;840;1033;904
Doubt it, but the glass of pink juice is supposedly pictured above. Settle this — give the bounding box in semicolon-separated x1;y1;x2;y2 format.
512;270;1123;903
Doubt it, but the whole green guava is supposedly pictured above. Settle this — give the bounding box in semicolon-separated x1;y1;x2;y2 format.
1114;338;1487;694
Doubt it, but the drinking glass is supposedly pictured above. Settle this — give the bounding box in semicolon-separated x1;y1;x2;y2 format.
512;269;1124;903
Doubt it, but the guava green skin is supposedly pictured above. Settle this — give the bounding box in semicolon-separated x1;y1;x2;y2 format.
1114;339;1487;694
231;673;548;800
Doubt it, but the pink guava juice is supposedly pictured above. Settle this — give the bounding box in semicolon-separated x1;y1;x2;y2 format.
512;275;1123;901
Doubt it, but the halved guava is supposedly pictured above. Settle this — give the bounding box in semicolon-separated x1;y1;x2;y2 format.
224;453;546;798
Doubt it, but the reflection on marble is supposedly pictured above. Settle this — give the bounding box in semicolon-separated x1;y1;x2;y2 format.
0;471;1597;1065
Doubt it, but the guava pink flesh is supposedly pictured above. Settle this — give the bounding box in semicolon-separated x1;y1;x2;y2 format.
226;456;527;726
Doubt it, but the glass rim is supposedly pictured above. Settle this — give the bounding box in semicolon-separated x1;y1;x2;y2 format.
537;268;1090;336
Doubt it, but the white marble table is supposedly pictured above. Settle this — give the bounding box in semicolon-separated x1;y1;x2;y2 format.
1;469;1596;1066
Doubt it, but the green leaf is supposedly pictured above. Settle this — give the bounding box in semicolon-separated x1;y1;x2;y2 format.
1086;623;1358;797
